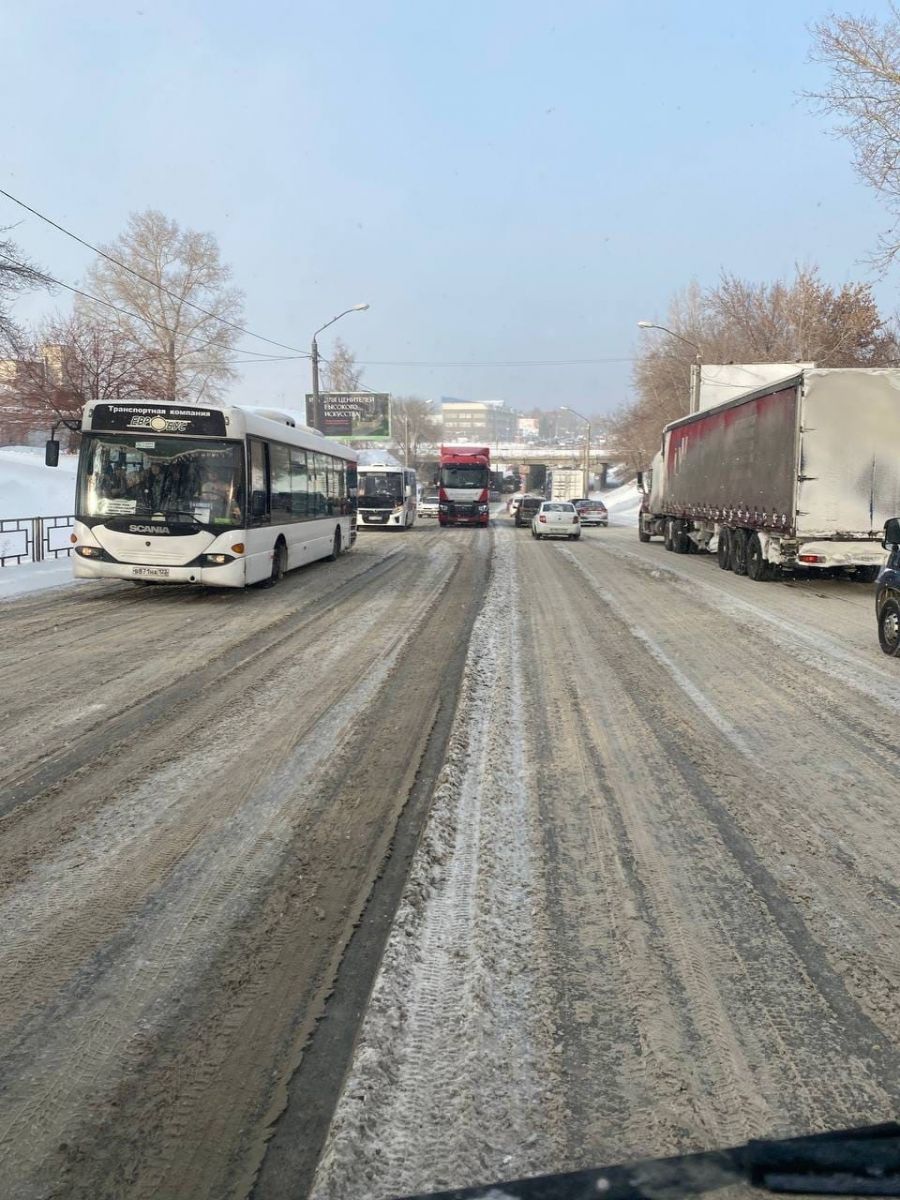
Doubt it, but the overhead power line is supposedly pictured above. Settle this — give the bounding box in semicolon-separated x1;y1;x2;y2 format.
0;251;296;361
353;357;636;367
0;186;311;357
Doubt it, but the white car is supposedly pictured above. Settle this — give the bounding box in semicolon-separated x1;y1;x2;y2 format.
532;500;581;540
418;493;440;518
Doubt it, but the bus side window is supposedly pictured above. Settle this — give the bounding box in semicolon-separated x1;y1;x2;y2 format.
249;439;270;523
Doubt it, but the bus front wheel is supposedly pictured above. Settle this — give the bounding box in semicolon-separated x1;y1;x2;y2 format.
328;529;342;561
262;540;286;587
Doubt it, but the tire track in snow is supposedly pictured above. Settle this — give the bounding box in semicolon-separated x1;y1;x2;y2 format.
311;527;564;1200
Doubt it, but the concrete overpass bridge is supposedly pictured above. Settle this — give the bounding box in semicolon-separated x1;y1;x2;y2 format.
414;442;615;487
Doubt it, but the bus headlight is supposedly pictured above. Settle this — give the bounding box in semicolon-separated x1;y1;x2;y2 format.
202;553;235;566
75;545;111;560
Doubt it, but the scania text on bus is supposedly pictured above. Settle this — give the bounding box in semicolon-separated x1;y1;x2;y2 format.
357;464;417;529
62;402;358;588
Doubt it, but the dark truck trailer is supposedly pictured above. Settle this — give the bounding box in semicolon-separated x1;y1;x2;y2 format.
637;368;900;580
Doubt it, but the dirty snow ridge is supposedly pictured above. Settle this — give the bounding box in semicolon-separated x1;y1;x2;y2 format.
311;526;563;1200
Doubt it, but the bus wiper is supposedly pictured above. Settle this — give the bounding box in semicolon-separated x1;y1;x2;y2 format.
397;1123;900;1200
162;509;202;523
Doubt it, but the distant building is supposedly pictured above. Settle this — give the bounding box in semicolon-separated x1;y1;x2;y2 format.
440;397;518;443
517;417;539;439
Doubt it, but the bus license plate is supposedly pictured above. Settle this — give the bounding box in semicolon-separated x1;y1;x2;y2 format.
132;566;170;578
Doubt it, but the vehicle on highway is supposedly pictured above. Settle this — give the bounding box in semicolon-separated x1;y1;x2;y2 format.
637;367;900;582
547;467;587;502
532;500;580;540
357;463;417;529
418;493;440;518
439;444;491;526
56;401;357;588
575;499;608;527
515;495;544;527
876;517;900;655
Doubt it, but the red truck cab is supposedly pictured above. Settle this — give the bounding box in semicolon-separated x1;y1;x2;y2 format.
438;445;491;527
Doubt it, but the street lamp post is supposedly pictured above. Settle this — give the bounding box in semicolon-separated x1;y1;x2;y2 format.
310;303;370;415
561;406;591;497
637;320;703;414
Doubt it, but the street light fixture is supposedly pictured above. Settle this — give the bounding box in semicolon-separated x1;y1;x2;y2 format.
561;405;591;497
637;320;702;413
311;303;370;415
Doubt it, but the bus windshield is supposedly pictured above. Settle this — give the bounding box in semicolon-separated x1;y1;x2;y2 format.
359;472;403;502
440;465;488;489
77;434;245;526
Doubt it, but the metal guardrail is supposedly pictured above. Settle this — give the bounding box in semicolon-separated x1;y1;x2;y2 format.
0;515;75;566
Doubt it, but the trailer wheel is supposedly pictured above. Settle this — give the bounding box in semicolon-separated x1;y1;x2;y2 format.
717;528;731;570
729;528;748;576
638;519;651;543
664;520;675;552
747;533;772;582
878;597;900;656
673;525;691;554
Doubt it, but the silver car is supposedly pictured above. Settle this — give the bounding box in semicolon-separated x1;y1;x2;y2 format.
532;501;581;540
418;493;440;518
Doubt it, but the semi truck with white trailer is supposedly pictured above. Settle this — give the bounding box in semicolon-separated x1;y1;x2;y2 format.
547;467;586;502
637;368;900;581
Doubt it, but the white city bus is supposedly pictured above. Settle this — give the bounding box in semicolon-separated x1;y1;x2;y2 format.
64;401;358;588
357;464;417;530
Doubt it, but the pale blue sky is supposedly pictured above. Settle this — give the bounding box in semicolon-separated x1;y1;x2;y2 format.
2;0;894;413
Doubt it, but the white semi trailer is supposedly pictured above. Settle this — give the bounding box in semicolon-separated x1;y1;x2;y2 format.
637;368;900;581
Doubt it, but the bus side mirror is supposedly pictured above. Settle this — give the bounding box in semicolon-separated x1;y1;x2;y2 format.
45;439;60;467
635;470;645;493
883;517;900;548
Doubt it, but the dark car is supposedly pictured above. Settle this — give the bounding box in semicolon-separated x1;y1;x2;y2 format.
876;517;900;655
515;495;544;527
575;499;609;527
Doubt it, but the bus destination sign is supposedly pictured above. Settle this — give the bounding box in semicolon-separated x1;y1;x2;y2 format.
305;392;391;441
90;403;228;438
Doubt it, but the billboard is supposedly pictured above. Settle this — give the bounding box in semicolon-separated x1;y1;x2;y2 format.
305;392;391;441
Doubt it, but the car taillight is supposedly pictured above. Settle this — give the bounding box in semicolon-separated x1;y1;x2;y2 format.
572;515;578;524
539;515;547;523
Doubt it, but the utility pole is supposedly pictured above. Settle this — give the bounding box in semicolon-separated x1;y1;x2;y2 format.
309;303;369;422
561;406;591;497
311;335;320;418
637;321;703;414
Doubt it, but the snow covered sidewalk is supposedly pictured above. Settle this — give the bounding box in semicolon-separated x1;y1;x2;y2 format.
0;558;86;601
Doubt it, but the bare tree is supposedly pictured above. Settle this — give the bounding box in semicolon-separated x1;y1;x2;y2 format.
322;337;363;392
809;6;900;268
390;395;440;460
0;229;49;354
611;267;900;470
81;209;244;404
13;311;165;431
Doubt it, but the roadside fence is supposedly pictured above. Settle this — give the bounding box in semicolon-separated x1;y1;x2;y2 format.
0;515;75;566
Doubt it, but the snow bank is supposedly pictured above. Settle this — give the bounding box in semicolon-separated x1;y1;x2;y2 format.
592;480;641;526
0;558;84;601
0;446;77;520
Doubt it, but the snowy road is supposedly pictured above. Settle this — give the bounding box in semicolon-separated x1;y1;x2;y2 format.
1;515;899;1200
314;518;900;1199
